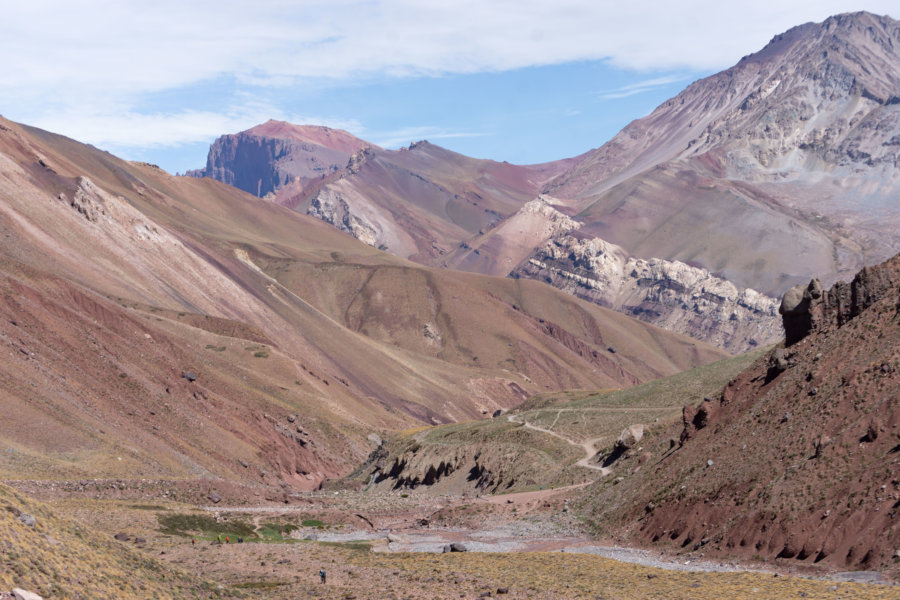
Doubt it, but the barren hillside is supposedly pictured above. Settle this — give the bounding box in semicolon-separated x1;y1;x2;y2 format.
547;12;900;295
0;117;722;491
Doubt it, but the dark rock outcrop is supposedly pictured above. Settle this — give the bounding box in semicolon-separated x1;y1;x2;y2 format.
780;254;900;345
187;122;369;198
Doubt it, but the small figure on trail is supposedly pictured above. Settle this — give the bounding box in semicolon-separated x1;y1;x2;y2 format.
192;538;196;546
225;536;230;544
319;568;326;584
237;536;243;543
217;534;222;544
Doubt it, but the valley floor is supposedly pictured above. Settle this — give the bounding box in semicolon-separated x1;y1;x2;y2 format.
5;479;898;600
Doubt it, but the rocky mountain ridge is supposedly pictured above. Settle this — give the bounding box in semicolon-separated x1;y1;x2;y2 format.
187;12;900;354
513;234;781;353
544;11;900;296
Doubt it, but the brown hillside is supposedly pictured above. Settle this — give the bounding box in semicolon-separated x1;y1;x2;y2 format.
583;253;900;574
0;116;724;490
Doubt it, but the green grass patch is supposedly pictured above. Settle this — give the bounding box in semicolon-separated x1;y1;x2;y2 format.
257;520;299;541
157;512;254;539
301;518;325;528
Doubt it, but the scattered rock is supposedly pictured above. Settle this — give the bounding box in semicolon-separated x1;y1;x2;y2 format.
766;348;790;380
496;587;509;594
182;371;197;382
13;589;43;600
813;435;832;458
449;542;468;552
681;400;720;443
207;492;222;504
114;532;130;541
614;424;645;452
861;421;881;443
17;513;35;527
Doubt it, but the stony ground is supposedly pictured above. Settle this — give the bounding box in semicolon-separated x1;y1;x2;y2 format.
9;481;897;600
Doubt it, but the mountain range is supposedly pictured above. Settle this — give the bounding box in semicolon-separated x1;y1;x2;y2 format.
190;11;900;354
2;10;900;592
0;115;720;491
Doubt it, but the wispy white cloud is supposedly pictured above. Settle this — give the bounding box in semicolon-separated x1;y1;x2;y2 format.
596;75;688;100
4;1;896;96
30;105;363;149
2;1;897;155
372;126;490;149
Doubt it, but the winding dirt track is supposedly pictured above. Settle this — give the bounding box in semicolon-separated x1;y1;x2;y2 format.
506;413;610;475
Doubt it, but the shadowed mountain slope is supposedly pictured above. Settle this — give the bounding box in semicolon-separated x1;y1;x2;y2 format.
0;117;723;490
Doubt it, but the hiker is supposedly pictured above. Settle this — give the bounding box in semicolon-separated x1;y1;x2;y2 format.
217;534;222;544
225;536;230;544
191;538;196;546
319;568;326;584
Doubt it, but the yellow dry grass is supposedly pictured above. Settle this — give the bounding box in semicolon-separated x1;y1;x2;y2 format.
350;551;899;600
0;483;228;599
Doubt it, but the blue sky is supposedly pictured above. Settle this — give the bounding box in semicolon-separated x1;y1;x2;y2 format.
1;1;896;174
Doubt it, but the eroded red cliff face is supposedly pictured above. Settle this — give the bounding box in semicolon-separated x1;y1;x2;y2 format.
588;252;900;574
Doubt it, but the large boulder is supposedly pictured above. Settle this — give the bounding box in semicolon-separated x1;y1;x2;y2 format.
17;513;35;528
779;279;822;345
614;424;645;452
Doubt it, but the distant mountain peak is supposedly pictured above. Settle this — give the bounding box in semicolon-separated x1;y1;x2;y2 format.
540;11;900;298
242;120;374;153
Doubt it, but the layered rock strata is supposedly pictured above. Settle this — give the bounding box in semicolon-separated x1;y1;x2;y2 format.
514;234;781;353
